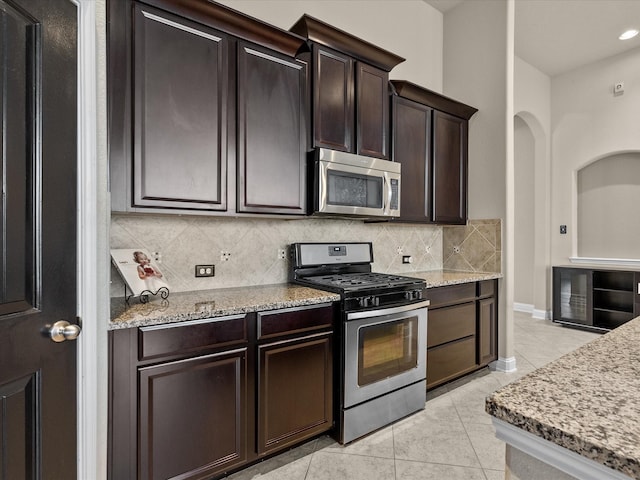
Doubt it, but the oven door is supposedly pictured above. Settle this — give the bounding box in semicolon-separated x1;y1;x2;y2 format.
316;159;400;218
343;301;428;408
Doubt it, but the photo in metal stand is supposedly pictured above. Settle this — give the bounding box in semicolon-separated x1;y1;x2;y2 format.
110;248;170;302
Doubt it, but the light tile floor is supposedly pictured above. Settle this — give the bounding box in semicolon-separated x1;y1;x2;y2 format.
228;312;599;480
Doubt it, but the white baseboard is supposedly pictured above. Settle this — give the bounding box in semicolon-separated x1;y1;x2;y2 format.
514;302;533;314
532;308;551;320
492;356;517;373
514;303;551;320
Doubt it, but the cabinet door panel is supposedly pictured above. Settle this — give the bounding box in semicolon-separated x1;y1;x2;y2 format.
432;111;467;224
133;5;229;211
138;349;247;480
478;296;497;366
356;63;389;159
237;43;307;214
313;46;354;152
392;97;431;222
258;334;333;455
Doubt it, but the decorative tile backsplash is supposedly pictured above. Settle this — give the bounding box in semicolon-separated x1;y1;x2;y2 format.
442;219;502;273
111;214;452;296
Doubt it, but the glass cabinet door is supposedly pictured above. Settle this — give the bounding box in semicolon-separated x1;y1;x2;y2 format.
553;267;592;326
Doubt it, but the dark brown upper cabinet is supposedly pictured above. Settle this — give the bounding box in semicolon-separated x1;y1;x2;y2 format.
108;0;308;216
236;42;308;215
113;3;232;212
391;81;477;225
392;96;432;223
290;15;404;160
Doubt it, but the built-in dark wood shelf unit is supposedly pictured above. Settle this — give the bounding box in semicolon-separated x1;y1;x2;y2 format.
553;266;640;332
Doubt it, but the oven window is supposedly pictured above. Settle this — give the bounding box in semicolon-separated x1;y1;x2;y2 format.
327;170;382;208
358;317;418;386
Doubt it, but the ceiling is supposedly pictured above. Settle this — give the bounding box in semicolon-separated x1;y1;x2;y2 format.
424;0;640;77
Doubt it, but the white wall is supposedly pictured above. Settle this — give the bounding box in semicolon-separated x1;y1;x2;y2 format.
441;0;514;368
443;1;508;221
551;46;640;264
218;0;444;92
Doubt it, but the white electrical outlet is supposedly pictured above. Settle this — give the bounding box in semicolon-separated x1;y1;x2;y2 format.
220;251;231;262
453;246;461;254
614;82;624;95
277;249;287;260
396;246;404;255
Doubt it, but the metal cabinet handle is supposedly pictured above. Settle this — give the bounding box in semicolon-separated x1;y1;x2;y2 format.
48;320;82;343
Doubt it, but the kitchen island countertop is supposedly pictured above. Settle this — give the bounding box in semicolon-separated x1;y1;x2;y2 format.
109;270;501;330
486;316;640;478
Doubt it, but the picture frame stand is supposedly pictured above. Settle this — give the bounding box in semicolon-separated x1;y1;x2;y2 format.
125;284;170;305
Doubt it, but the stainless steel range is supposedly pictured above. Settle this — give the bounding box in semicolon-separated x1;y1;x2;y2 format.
290;242;429;444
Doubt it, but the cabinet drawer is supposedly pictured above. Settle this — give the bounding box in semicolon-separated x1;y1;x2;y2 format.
426;283;476;308
478;279;496;298
138;314;247;361
427;336;476;389
427;302;476;348
257;304;334;340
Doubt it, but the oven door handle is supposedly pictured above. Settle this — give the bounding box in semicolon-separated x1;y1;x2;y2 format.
346;300;430;320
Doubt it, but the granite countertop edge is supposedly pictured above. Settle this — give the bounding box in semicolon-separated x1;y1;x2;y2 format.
109;270;502;330
485;317;640;478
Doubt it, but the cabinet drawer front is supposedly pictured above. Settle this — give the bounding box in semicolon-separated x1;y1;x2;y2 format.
427;302;476;347
139;314;247;361
478;279;496;298
427;336;476;389
426;283;476;308
258;304;333;340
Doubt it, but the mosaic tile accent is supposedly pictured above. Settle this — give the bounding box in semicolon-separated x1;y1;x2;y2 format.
110;214;445;296
442;220;502;273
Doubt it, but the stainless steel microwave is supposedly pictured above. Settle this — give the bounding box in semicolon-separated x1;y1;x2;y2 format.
312;148;401;219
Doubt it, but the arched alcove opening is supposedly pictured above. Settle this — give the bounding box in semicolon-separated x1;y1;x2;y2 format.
577;152;640;259
514;116;535;305
513;110;550;316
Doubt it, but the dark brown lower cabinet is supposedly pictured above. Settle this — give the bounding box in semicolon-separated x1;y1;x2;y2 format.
426;279;498;389
138;349;248;480
109;303;334;480
477;295;498;366
258;333;333;455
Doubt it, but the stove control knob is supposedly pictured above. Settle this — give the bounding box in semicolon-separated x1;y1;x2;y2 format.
359;296;374;308
404;291;413;300
373;296;380;307
414;289;423;300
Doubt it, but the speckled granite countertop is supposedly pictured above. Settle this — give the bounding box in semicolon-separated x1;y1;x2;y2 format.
109;270;501;330
410;270;502;287
109;284;340;330
486;317;640;478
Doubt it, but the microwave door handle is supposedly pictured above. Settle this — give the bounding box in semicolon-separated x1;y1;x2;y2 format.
383;173;392;216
